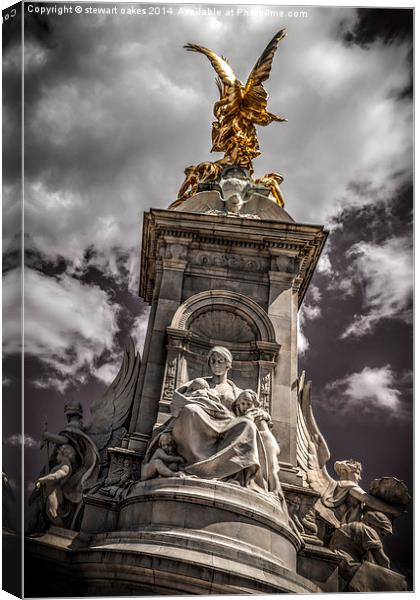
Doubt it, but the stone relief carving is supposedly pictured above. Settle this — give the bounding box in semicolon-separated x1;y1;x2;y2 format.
96;456;135;500
189;310;256;343
285;493;319;538
258;371;271;412
165;242;188;261
274;254;299;274
190;250;268;273
161;357;178;403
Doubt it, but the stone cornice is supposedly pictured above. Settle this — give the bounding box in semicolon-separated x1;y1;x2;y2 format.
140;209;328;307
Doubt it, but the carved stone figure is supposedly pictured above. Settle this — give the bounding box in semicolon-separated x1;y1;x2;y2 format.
232;389;282;494
35;444;77;526
286;495;306;535
27;339;142;532
302;507;319;536
296;374;409;590
143;346;288;514
27;402;100;533
320;460;401;528
330;511;407;591
141;432;185;480
87;337;142;472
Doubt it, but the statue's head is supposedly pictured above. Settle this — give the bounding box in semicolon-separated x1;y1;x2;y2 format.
363;511;393;537
58;444;76;463
334;459;362;482
207;346;232;376
188;378;210;393
159;432;176;454
64;399;83;423
233;389;259;416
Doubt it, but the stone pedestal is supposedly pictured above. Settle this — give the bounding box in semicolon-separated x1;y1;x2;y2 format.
25;204;334;596
26;478;320;596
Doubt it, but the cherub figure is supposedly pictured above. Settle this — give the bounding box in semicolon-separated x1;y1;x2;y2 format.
35;444;76;526
184;377;221;402
141;432;185;480
232;390;282;494
185;377;211;396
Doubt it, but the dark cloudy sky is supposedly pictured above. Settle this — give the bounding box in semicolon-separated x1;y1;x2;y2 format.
2;1;413;582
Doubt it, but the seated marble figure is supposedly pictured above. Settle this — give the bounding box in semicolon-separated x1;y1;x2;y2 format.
143;346;286;507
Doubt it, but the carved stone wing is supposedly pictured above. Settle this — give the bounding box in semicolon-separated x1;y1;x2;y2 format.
296;371;334;495
86;337;141;464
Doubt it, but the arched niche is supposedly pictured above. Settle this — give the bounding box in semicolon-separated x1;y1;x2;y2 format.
159;290;280;417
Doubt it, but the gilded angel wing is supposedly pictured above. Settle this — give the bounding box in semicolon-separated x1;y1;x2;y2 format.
184;43;238;87
296;371;334;495
184;43;243;113
243;29;287;123
246;28;287;88
86;337;141;465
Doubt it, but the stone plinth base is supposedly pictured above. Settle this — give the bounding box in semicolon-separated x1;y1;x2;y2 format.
25;478;320;595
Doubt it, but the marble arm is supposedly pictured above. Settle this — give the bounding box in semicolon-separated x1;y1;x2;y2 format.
151;449;183;463
350;487;401;516
168;455;184;464
246;408;272;424
37;465;71;486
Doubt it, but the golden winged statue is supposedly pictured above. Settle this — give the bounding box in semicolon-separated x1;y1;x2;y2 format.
172;29;287;207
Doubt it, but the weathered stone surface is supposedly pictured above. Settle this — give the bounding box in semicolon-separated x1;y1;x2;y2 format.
297;542;341;592
39;477;318;596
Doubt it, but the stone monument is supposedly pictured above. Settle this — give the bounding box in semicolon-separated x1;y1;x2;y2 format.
25;30;409;596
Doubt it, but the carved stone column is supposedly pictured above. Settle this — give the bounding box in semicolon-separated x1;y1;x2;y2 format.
128;236;191;453
267;251;300;474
